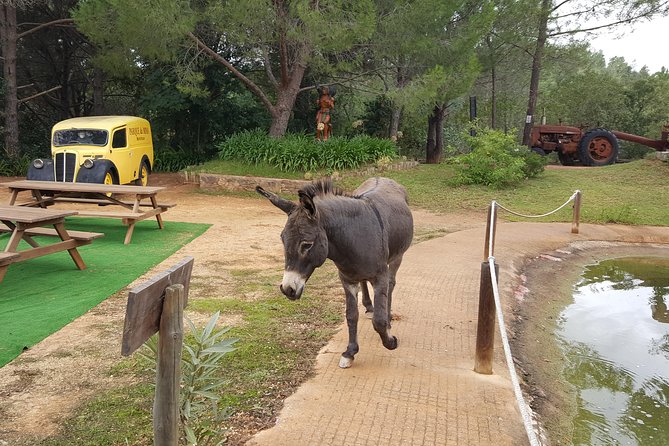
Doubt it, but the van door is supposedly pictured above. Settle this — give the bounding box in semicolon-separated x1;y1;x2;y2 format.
111;126;133;184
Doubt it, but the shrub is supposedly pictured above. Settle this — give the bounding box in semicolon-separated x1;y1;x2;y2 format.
452;127;546;188
0;153;32;176
153;146;215;172
141;312;238;445
217;130;398;172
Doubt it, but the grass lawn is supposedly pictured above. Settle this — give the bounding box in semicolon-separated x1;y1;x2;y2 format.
343;159;669;226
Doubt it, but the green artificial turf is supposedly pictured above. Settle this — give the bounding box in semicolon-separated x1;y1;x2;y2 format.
0;217;210;367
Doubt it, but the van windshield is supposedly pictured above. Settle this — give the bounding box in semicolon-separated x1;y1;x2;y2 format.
53;129;108;147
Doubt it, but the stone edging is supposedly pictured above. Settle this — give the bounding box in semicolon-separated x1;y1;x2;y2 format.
189;160;420;194
198;173;308;194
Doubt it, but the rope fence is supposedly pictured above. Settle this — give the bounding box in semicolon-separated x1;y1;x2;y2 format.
474;190;582;446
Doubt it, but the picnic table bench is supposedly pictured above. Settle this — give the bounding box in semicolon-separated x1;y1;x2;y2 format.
0;180;175;244
0;205;103;282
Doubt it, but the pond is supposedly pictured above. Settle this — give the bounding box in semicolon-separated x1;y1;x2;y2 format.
557;257;669;445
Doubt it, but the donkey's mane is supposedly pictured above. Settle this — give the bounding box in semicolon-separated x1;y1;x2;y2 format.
299;179;349;199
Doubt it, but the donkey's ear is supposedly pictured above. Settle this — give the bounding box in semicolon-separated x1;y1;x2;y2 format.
298;191;317;218
256;186;296;214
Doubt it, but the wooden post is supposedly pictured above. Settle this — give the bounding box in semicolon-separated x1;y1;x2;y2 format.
483;203;497;260
474;261;499;375
571;190;581;234
153;284;184;446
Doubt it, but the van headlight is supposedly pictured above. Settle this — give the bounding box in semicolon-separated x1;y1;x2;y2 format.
32;159;44;169
83;158;94;169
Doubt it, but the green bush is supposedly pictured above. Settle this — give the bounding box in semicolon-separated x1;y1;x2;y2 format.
141;312;238;445
452;128;546;188
217;130;398;172
0;153;32;176
153;146;214;172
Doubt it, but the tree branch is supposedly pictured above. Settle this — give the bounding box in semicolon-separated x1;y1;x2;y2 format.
187;32;275;114
18;18;74;39
18;85;61;104
262;45;279;89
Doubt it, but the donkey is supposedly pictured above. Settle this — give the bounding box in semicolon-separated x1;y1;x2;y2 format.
256;177;414;368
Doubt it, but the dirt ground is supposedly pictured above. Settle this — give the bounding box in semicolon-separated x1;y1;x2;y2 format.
1;171;667;445
0;173;484;445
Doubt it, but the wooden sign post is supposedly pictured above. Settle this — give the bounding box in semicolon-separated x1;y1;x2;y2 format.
121;256;194;446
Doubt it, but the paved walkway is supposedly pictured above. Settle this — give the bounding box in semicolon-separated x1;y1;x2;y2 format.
247;222;669;446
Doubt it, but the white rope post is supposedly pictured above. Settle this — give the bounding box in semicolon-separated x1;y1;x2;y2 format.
571;190;582;234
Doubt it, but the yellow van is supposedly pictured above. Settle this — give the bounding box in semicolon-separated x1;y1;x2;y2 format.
27;116;154;186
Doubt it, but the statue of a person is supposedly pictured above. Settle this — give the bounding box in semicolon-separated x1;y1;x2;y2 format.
316;86;335;141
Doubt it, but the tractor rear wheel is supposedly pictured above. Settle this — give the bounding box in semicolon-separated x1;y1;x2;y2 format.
578;129;619;166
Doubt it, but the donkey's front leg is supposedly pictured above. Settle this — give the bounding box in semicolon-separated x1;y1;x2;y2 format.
371;273;398;350
339;280;360;368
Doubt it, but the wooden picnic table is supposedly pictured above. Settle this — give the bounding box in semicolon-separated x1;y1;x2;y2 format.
0;180;175;244
0;205;103;282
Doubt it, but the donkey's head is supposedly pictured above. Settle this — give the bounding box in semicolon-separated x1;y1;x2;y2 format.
256;186;328;300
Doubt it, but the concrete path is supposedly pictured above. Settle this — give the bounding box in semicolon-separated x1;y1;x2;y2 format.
247;222;669;446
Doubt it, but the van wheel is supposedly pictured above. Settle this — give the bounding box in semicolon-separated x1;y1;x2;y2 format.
135;160;150;186
104;170;115;186
103;168;118;199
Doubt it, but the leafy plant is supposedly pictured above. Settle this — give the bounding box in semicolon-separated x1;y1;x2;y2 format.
452;127;546;188
154;146;213;172
217;130;398;172
0;153;33;176
141;312;238;445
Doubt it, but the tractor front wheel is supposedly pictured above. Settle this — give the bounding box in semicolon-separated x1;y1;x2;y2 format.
558;151;575;166
578;129;619;166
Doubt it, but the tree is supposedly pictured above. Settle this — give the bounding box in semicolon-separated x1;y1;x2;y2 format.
387;1;493;163
1;0;76;161
0;3;20;160
75;0;376;137
520;0;669;146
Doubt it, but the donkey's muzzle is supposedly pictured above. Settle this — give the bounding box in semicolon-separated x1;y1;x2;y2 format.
280;270;305;300
280;284;302;300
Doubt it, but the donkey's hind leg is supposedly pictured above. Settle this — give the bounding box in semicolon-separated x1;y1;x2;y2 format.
361;281;373;318
386;255;404;329
339;279;360;368
371;272;398;351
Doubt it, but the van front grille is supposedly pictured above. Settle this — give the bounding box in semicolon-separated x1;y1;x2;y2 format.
55;152;76;182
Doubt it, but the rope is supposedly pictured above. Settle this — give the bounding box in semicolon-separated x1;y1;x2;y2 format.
488;257;542;446
479;191;580;444
495;190;579;219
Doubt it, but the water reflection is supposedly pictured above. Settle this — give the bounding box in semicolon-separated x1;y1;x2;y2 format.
557;257;669;446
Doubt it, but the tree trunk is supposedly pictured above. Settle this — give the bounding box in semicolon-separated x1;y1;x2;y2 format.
0;5;20;160
486;36;497;130
426;105;446;164
521;0;550;146
389;65;407;140
92;66;105;115
389;107;401;140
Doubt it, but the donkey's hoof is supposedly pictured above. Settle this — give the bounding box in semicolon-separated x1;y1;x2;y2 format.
365;310;373;319
385;336;398;350
339;356;353;368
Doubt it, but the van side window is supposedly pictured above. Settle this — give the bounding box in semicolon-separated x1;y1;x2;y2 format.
112;129;127;148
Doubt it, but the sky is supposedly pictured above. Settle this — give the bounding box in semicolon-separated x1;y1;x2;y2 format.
588;14;669;73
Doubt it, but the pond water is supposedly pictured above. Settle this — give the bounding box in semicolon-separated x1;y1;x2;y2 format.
557;257;669;446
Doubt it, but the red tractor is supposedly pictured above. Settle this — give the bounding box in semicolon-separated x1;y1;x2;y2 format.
529;124;669;166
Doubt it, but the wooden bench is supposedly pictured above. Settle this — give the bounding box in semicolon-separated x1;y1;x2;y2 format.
50;197;176;209
0;205;100;282
0;252;21;265
1;180;173;244
0;223;103;241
